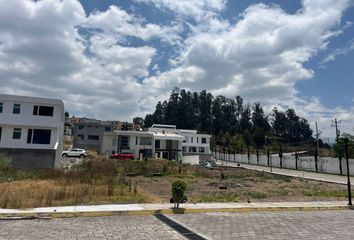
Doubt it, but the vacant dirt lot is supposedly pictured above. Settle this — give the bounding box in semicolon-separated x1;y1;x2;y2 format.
0;158;348;208
135;165;348;203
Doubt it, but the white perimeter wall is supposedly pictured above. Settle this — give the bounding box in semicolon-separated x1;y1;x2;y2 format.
213;152;354;176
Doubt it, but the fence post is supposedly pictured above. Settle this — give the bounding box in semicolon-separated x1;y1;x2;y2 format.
339;156;343;175
267;147;270;167
295;152;298;170
314;148;318;173
279;145;283;169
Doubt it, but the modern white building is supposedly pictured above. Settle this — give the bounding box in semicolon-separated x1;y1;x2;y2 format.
0;94;64;169
148;124;211;155
100;124;211;161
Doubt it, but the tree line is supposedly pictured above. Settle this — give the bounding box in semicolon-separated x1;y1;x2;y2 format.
143;88;313;148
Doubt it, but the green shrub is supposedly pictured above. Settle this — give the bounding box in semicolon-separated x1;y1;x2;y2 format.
171;180;187;208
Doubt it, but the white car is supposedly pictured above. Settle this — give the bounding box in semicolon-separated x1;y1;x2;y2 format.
62;148;87;158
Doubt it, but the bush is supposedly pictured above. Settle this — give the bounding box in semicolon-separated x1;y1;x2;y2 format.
171;180;187;208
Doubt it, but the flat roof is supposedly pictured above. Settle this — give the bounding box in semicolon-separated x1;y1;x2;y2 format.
0;94;63;105
150;124;176;129
153;132;185;140
112;130;185;140
113;130;153;136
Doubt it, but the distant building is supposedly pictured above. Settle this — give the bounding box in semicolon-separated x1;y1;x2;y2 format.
101;124;211;161
149;124;211;155
0;94;64;169
71;118;139;153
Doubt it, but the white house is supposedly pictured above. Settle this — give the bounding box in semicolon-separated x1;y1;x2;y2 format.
101;130;184;161
148;124;211;155
0;94;64;169
100;124;211;161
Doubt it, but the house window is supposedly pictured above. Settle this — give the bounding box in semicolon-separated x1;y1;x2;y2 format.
199;147;205;153
13;128;21;139
182;146;186;152
189;147;196;153
155;140;160;149
0;127;2;142
202;138;207;144
191;137;193;143
140;137;152;145
78;125;84;130
33;106;54;116
27;129;51;144
104;127;112;132
77;134;84;140
197;137;199;143
88;135;99;140
120;136;129;148
112;137;117;147
0;102;3;113
136;137;138;145
13;104;21;114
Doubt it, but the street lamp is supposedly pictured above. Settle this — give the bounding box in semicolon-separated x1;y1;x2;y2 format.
343;137;352;206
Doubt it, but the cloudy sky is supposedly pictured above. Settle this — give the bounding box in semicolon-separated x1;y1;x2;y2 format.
0;0;353;139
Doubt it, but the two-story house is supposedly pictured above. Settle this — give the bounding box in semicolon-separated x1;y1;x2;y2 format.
100;124;211;161
0;94;64;169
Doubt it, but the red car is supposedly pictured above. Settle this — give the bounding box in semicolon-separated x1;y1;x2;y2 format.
110;153;134;160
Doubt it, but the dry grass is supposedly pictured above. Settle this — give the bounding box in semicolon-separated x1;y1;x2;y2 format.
0;157;349;208
0;158;180;209
0;179;149;209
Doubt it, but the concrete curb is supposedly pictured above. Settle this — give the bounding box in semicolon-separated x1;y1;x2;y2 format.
0;204;352;219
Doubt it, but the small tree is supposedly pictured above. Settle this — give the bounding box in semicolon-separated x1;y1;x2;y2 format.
171;180;187;208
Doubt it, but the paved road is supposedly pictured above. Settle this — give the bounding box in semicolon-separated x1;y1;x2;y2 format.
0;215;184;240
1;210;354;240
169;210;354;240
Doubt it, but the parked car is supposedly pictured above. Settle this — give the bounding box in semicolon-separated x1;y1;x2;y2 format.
62;148;87;158
110;152;134;160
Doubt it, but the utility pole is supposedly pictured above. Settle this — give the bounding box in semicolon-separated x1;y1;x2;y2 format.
332;119;341;141
344;138;352;206
315;122;321;172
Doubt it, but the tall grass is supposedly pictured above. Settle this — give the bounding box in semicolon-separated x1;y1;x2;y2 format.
0;179;147;209
0;158;183;208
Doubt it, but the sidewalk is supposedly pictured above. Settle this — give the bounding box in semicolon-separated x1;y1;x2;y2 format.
217;161;354;185
0;201;350;218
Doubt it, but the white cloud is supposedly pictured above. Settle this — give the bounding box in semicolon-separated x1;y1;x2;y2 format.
141;0;353;137
134;0;226;22
86;5;182;44
0;0;159;120
0;0;353;138
320;38;354;65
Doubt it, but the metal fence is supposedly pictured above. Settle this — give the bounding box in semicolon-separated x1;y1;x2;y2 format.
212;152;354;176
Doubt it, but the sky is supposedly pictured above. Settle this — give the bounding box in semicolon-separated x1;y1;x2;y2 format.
0;0;353;140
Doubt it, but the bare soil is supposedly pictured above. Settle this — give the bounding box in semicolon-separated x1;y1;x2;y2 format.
135;166;348;203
